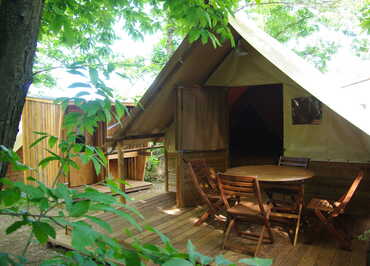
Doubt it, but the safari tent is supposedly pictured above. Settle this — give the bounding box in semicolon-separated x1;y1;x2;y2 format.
6;96;151;191
111;16;370;212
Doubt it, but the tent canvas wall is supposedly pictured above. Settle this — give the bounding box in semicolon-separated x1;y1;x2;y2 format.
6;96;149;189
113;16;370;213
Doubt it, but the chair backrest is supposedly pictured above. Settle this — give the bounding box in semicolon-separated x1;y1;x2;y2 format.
187;159;217;191
217;173;266;216
278;156;310;168
332;171;364;217
187;160;218;210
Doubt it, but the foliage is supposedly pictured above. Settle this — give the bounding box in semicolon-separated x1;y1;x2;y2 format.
144;146;165;182
32;0;241;91
294;40;339;71
0;70;271;265
359;0;370;34
359;229;370;241
242;0;370;72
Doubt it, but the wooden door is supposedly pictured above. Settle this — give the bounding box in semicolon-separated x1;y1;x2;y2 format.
176;86;228;207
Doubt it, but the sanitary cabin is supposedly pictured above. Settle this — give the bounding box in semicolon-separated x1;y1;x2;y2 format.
6;96;151;192
111;17;370;214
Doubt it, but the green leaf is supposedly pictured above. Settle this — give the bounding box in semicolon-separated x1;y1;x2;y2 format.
33;131;48;136
65;158;79;169
38;156;59;168
0;187;21;206
92;205;141;231
39;198;49;211
144;225;171;245
115;100;126;118
122;249;141;266
115;202;144;219
187;240;196;264
67;69;86;77
89;68;99;84
6;221;28;235
86;216;112;233
72;143;84;153
215;255;235;265
14;182;44;199
77;188;115;204
162;258;193;266
71;221;96;251
95;147;107;165
91;157;101;175
54;183;72;205
68;82;92;89
32;222;56;243
30;135;48;148
48;136;58;148
13;161;31;171
68;200;90;217
239;258;273;266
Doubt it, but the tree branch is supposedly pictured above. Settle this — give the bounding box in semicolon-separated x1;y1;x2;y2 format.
32;66;65;76
273;15;314;39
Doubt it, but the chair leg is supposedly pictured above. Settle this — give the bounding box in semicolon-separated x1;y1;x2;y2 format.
265;221;274;244
293;203;303;246
255;225;266;257
222;218;235;250
315;210;351;250
194;211;211;226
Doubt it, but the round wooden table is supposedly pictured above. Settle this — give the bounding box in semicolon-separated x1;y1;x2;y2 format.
224;165;314;246
224;165;314;182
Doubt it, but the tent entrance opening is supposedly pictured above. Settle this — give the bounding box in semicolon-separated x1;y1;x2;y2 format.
229;84;283;166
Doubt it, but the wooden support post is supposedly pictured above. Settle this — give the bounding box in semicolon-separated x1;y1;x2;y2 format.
117;142;126;203
164;147;169;192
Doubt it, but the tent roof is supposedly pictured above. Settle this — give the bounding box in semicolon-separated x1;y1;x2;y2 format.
113;15;370;141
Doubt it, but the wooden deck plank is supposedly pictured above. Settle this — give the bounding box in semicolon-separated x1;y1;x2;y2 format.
330;247;352;266
314;239;337;266
350;240;368;266
74;180;152;194
296;243;322;266
49;192;369;266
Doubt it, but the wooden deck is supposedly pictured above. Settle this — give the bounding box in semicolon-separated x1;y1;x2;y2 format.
49;192;368;265
74;180;152;194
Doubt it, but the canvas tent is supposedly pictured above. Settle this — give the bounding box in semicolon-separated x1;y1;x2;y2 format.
112;16;370;211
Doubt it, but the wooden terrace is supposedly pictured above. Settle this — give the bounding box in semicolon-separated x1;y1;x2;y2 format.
49;192;368;265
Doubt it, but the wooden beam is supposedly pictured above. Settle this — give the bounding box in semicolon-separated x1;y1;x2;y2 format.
107;145;164;156
117;142;126;203
107;151;139;160
121;133;165;141
164;147;169;192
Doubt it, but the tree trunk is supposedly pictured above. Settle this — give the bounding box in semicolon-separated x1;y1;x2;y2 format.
0;0;44;179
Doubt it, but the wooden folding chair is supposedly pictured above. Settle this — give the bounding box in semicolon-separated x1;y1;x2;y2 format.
264;156;310;246
188;159;224;226
217;173;274;257
307;171;364;250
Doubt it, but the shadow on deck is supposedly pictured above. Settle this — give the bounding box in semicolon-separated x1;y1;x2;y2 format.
49;192;368;265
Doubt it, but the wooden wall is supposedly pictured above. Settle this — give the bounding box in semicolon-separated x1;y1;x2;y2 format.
22;98;64;187
107;143;148;182
17;98;145;188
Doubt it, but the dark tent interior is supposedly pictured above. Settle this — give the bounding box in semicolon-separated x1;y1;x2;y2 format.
228;84;283;166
